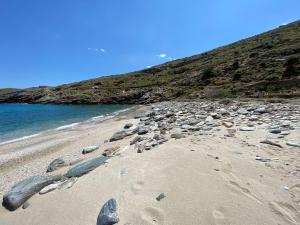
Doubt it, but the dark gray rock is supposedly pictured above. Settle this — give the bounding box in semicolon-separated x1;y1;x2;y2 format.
66;156;110;178
47;158;67;172
97;198;119;225
2;175;61;211
109;129;137;142
137;126;149;135
156;193;166;201
269;128;282;134
124;123;133;129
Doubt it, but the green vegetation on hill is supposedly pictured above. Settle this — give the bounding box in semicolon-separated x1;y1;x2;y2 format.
1;21;299;104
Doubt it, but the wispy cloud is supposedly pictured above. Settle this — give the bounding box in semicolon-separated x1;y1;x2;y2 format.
157;53;175;61
158;53;167;58
146;65;154;68
88;48;106;53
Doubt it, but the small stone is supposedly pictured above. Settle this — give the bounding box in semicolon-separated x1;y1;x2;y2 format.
39;183;60;194
97;198;119;225
222;121;233;128
260;139;282;148
156;193;166;201
130;136;143;145
47;158;67;172
237;108;248;115
82;145;100;154
239;126;255;131
58;177;78;190
254;107;268;114
102;146;120;156
269;128;281;134
170;133;185;139
124;123;133;129
22;201;30;209
286;142;300;148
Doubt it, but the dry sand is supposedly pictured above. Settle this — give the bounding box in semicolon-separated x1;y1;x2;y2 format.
0;103;300;225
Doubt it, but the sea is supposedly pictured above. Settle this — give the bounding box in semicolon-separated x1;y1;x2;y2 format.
0;103;130;144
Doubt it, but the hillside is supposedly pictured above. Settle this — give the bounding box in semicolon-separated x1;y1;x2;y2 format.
0;21;300;104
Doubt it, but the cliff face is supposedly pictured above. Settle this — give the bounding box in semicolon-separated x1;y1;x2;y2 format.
1;21;300;104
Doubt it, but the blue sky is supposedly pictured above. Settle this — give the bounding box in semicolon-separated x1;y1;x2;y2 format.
0;0;299;88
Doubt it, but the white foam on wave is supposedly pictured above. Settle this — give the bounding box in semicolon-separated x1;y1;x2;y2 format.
54;122;80;130
0;133;41;146
0;106;132;145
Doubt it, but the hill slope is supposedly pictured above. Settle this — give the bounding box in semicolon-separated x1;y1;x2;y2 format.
1;21;300;104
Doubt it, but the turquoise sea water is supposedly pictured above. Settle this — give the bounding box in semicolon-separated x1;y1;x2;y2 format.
0;104;130;143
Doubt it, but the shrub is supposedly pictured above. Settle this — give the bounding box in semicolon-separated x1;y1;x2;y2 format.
201;67;214;80
282;56;299;79
232;60;239;70
233;70;242;80
264;75;279;81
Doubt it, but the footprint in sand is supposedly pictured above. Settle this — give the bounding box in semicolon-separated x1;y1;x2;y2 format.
212;207;230;225
289;184;300;206
269;201;300;224
219;161;262;204
140;207;165;225
131;180;145;195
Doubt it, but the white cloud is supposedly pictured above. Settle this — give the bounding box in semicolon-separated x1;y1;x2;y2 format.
88;47;106;53
158;53;167;58
146;65;153;68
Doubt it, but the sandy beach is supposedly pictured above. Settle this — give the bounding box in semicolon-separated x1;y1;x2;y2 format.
0;100;300;225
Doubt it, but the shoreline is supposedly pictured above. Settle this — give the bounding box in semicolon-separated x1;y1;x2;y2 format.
0;104;133;146
0;100;300;225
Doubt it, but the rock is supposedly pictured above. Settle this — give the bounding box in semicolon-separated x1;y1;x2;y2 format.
47;158;67;173
222;121;233;128
205;116;214;123
211;113;221;119
156;193;166;201
286;142;300;147
109;129;137;142
260;140;283;148
130;136;143;145
281;131;290;136
170;133;185;139
124;123;133;129
237;108;248;115
3;175;61;211
69;157;85;166
22;201;30;209
39;183;60;194
58;177;78;190
255;156;271;162
219;108;229;115
82;145;100;154
97;198;119;225
254;107;268;114
239;126;255;131
269;128;281;134
102;146;120;156
137;144;145;153
66;156;110;178
137;126;149;135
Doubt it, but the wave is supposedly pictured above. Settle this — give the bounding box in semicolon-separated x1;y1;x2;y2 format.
0;106;132;146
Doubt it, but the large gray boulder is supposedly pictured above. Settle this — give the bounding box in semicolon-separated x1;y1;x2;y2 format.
109;129;137;142
97;198;119;225
66;156;109;178
2;175;61;211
